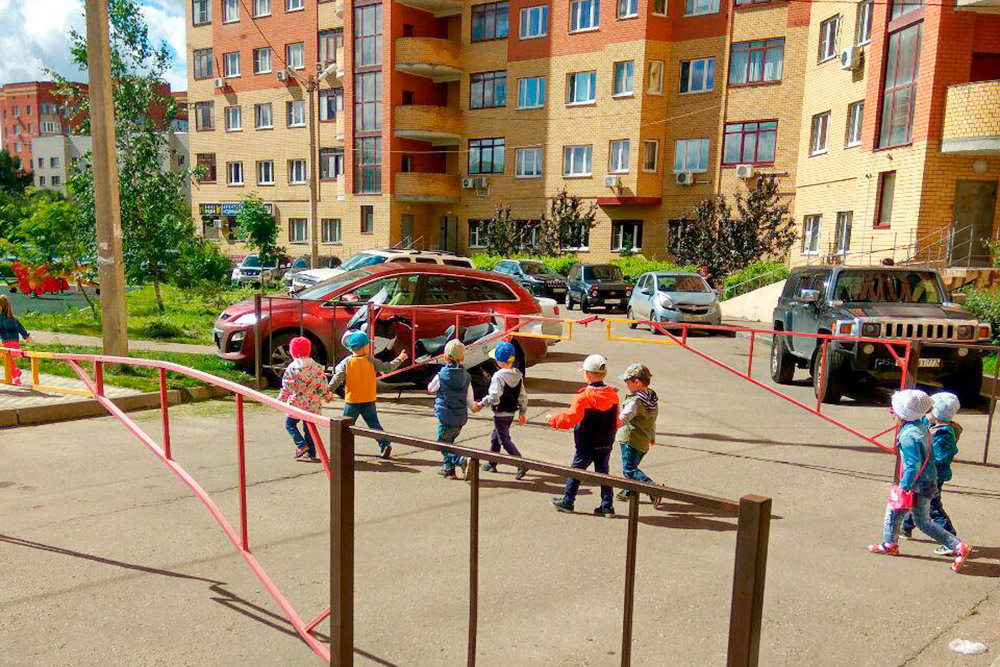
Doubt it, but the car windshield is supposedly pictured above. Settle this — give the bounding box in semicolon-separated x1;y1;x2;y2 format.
522;262;557;276
242;255;260;268
583;265;622;280
833;270;944;304
341;252;387;270
657;275;710;293
297;269;373;300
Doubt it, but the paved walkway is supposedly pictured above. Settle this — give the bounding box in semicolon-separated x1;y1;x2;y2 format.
0;367;137;411
30;330;216;355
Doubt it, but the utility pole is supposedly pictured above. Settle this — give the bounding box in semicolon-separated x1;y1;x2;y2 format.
85;0;129;356
307;75;320;268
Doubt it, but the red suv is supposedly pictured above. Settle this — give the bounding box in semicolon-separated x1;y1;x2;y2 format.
213;263;549;382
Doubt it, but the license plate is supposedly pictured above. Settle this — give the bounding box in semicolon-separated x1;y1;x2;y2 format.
918;358;941;368
553;288;565;293
605;299;623;305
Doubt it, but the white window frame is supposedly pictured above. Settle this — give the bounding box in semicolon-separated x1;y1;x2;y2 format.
226;161;245;186
802;215;821;255
834;211;852;255
680;57;715;94
845;101;864;148
609;139;630;174
612;221;643;252
257;160;275;185
223;0;239;22
225;105;242;131
322;218;342;244
255;103;273;129
40;121;59;134
617;0;637;19
286;0;304;11
563;145;593;177
253;48;271;74
224;52;240;77
288;159;307;184
684;0;718;17
287;100;306;127
673;138;709;173
517;76;546;109
642;139;658;172
818;15;840;63
566;71;597;106
856;0;873;45
569;0;599;33
50;157;59;167
286;43;305;70
515;147;543;178
469;220;488;248
253;0;271;16
810;111;830;155
519;5;548;39
647;61;664;95
612;61;634;97
289;218;308;243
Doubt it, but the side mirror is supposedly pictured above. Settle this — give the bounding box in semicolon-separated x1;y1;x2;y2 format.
798;288;821;304
640;287;653;296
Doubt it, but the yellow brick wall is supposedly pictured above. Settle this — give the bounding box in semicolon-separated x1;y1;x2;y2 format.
942;80;1000;143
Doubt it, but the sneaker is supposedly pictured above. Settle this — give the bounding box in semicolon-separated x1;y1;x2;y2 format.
11;377;22;386
456;457;468;478
515;467;527;480
438;469;457;479
294;446;310;461
869;542;900;556
952;542;973;572
379;445;392;460
481;463;498;473
900;528;913;540
616;489;630;502
551;498;574;513
934;545;955;557
593;505;615;518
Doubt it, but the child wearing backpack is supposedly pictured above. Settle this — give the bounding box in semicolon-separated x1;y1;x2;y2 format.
427;339;474;479
473;342;528;479
0;294;33;386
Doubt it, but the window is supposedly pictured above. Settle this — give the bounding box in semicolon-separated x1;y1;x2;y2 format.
194;101;214;130
517;76;545;108
286;43;305;70
361;205;374;234
471;2;509;42
288;159;307;184
618;0;637;18
255;102;273;128
613;61;634;96
609;139;630;173
673;138;709;172
729;39;784;85
856;0;873;45
845;101;864;147
192;0;211;24
287;100;305;127
563;145;592;176
287;0;304;10
322;218;342;244
722;121;777;164
196;153;217;182
810;111;830;155
570;0;599;32
257;160;275;185
612;221;643;252
642;139;658;171
891;0;923;21
652;0;666;14
14;143;20;152
319;29;343;64
879;23;921;149
38;176;45;186
735;0;770;5
515;147;543;178
227;161;244;186
567;71;597;105
469;220;488;248
40;121;59;134
647;61;664;94
12;106;18;118
320;147;344;179
354;71;382;131
818;15;840;63
684;0;718;16
834;211;852;254
520;5;547;38
51;176;60;186
253;0;270;15
875;171;896;227
319;88;343;120
225;105;242;131
253;48;271;74
563;222;591;250
470;70;507;109
50;157;59;168
353;4;382;67
193;48;213;79
38;158;44;168
469;137;505;174
289;218;308;243
223;0;239;22
680;57;715;93
802;215;821;254
355;136;381;193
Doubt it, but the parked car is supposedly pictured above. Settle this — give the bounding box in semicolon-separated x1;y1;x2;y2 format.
493;259;568;300
280;256;315;291
214;264;549;385
287;267;343;295
230;255;289;287
564;263;632;313
771;265;991;404
627;271;722;331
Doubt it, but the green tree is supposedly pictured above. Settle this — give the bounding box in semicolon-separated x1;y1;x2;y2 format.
543;188;598;254
0;149;32;194
483;203;519;256
236;192;283;291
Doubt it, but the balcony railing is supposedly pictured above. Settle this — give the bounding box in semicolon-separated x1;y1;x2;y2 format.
394;37;462;83
942;80;1000;154
955;0;1000;13
394;105;462;145
395;0;462;16
394;172;460;202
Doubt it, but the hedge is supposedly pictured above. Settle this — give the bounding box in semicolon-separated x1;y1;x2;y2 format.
470;253;695;282
721;261;790;301
963;288;1000;346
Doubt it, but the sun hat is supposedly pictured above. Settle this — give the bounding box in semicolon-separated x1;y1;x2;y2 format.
618;363;651;383
289;336;312;359
930;392;960;422
580;354;608;373
890;389;933;423
346;331;370;351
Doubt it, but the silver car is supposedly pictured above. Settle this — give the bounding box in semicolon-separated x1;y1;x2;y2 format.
626;271;722;331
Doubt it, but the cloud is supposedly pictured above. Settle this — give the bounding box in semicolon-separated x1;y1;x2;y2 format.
0;0;187;92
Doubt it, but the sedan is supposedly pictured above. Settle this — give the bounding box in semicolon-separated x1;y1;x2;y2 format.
626;271;722;332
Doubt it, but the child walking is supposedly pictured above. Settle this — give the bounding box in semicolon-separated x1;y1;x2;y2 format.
0;295;33;386
901;392;962;551
548;354;620;517
870;389;972;572
615;363;659;505
473;342;529;479
329;331;408;459
278;336;332;462
427;339;473;479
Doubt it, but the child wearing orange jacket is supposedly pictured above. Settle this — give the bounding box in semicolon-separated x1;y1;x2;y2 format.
548;354;620;517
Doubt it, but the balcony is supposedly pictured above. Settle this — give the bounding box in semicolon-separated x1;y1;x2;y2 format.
395;0;462;17
394;105;461;145
941;80;1000;154
334;0;343;17
394;37;462;83
394;172;460;202
955;0;1000;13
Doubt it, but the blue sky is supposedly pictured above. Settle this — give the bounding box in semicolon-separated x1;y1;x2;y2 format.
0;0;187;91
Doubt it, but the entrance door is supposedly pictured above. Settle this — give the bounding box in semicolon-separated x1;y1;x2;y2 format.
400;214;414;249
952;180;997;267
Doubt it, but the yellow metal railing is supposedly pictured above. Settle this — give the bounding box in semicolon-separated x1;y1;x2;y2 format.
0;347;94;397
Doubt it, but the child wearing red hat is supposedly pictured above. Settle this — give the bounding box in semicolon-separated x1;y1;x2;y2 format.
278;336;332;462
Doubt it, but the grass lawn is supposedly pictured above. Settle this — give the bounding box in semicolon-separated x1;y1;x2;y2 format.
15;284;262;345
26;342;259;393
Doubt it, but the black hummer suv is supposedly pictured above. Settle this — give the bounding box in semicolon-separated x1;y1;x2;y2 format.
771;266;990;404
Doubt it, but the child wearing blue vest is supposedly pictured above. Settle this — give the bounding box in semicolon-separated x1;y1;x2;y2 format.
473;342;528;480
427;339;474;479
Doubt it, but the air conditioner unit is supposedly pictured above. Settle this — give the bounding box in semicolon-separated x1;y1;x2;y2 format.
735;164;754;179
213;77;225;88
675;171;695;186
603;175;620;188
276;70;288;82
461;177;477;189
840;46;860;71
474;176;489;188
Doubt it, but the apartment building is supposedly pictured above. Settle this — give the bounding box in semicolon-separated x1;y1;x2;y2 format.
0;81;84;169
792;0;1000;267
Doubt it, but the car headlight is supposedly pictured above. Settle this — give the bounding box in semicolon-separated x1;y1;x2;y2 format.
861;322;881;338
232;313;259;325
957;325;974;340
658;294;675;310
230;331;246;343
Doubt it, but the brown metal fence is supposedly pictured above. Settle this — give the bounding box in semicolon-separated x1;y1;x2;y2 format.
327;417;772;667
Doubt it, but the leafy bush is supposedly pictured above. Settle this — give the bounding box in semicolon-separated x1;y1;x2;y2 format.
138;317;190;340
721;261;790;301
471;254;580;276
610;257;697;284
963;288;1000;345
173;238;231;288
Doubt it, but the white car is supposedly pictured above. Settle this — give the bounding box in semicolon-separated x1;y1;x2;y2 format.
287;267;343;295
288;249;475;295
534;297;564;345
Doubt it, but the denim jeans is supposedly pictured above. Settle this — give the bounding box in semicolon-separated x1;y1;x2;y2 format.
620;444;652;496
561;447;614;509
883;493;960;550
902;482;956;536
344;401;389;451
438;423;466;472
490;416;522;457
286;416;316;457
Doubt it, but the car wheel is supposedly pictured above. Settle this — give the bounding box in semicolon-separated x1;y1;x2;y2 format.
813;347;848;404
651;314;664;336
770;332;796;384
564;292;575;311
627;308;637;329
264;331;326;386
942;355;984;407
581;297;591;314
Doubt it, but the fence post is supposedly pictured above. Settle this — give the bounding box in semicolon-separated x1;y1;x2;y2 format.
254;295;263;390
984;353;999;465
906;341;922;389
468;459;480;667
726;495;771;667
330;416;355;667
620;492;640;667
